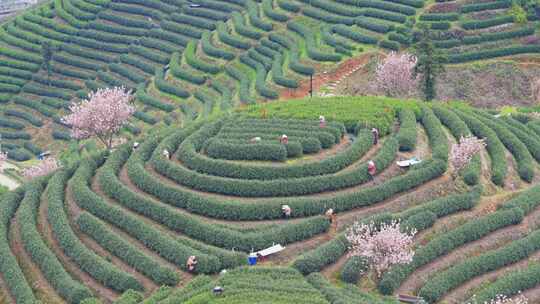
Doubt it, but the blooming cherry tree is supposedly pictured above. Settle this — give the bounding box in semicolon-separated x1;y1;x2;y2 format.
62;87;135;150
450;135;486;173
346;220;416;277
374;52;418;98
22;157;61;180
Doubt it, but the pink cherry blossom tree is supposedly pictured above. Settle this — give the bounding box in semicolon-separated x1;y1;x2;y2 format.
345;220;416;277
22;157;61;180
450;135;486;173
374;52;419;98
62;87;135;150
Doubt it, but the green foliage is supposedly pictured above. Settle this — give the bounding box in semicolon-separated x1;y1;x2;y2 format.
461;15;514;30
50;166;143;293
0;189;36;303
113;289;144;304
19;178;93;304
201;31;235;60
170;52;207;85
413;28;445;101
217;21;251;50
461;0;512;12
154;70;191;99
293;235;349;274
185;41;221;74
396;108;417;151
288;22;342;62
454;109;507;185
341;256;369;284
419;228;540;303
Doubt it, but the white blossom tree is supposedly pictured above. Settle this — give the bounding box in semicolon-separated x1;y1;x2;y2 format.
450;135;486;173
61;87;135;150
346;220;416;277
22;157;61;180
374;52;419;98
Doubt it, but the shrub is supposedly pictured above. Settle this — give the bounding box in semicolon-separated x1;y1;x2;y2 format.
130;45;170;65
120;54;156;75
154;70;190;99
341;256;368;284
293;235;349;274
201;31;235;60
268;33;315;75
262;0;288;21
170;13;216;30
302;7;355;25
272;53;299;88
331;24;379;45
206;139;288;161
396;109;417;151
247;0;273;31
185;41;221;74
170;52;206;85
461;0;511;13
277;0;300;12
224;65;255;104
160;21;203;39
461;15;514;30
239;54;278;99
135;87;174;112
355;18;392;33
288;22;342;62
217;22;251;50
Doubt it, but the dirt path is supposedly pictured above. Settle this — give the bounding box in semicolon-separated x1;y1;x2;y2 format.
397;202;540;296
279;53;376;99
38;188;118;304
321;253;350;283
9;215;64;303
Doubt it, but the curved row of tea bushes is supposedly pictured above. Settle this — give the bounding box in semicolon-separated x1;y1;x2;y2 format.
262;0;289;21
184;41;221;74
419;228;540;303
154;70;190;99
378;183;540;294
18;178;94;304
272;53;299;88
158;132;397;197
170;52;206;85
101;145;331;251
177;127;371;180
490;115;540;163
287;21;342;62
146;140;446;219
239;54;279;99
217;22;251;50
269;33;315;75
0;189;36;303
294;188;481;275
49;165;144;293
340;256;368;284
472;111;534;182
205;139;294;161
224;65;255;104
453;109;507;185
76;212;180;286
71;154;226;274
231;12;263;40
201;31;235;60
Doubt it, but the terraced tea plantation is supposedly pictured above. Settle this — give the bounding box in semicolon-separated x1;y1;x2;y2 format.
3;96;540;303
0;0;539;157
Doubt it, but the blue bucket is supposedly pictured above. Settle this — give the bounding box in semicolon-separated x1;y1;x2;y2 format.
248;254;257;266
